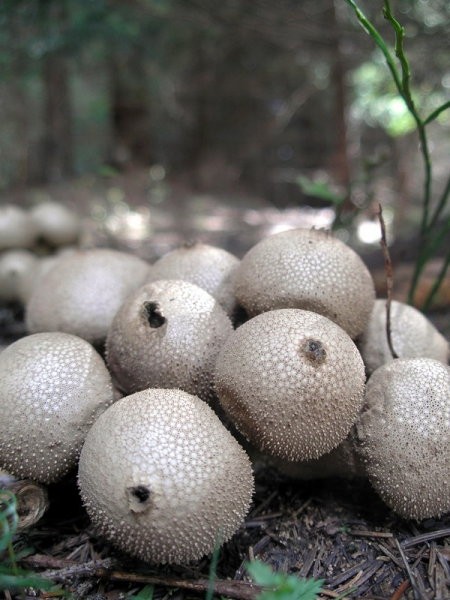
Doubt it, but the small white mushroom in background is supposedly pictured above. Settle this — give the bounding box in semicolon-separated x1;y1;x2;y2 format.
356;358;450;520
0;250;38;304
357;299;449;374
78;388;254;564
0;332;115;483
0;470;49;530
30;201;81;247
106;279;233;403
146;242;240;317
215;308;366;462
0;204;37;250
26;248;151;346
234;228;376;339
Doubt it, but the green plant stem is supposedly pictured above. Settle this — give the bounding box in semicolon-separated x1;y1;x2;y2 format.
422;249;450;312
424;100;450;125
428;173;450;231
346;0;449;309
382;0;432;238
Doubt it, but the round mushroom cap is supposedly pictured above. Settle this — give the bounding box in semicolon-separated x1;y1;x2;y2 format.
30;201;81;247
356;358;450;519
106;279;233;402
0;250;38;304
234;228;375;338
78;388;254;564
214;309;366;462
0;205;37;250
26;249;151;345
146;242;240;317
0;332;114;483
358;299;449;374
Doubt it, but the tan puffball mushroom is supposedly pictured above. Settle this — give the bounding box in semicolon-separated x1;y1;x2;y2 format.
78;388;254;564
358;299;449;374
146;242;240;317
215;309;366;462
234;228;375;338
106;279;233;402
26;249;150;345
356;358;450;520
0;250;38;304
30;201;81;247
0;205;37;250
0;332;114;483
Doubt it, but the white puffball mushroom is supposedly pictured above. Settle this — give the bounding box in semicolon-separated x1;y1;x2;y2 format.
78;388;254;564
30;201;81;247
358;299;449;374
0;332;115;483
0;205;37;250
215;309;366;462
234;228;375;338
106;279;233;402
0;250;38;304
146;242;240;317
356;358;450;520
26;249;151;345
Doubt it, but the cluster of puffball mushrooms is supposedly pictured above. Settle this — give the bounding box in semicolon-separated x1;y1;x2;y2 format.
0;201;449;566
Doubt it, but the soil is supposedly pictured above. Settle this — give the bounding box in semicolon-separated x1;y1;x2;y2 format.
1;172;449;599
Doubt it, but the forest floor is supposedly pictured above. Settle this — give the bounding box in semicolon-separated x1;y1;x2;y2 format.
1;169;449;599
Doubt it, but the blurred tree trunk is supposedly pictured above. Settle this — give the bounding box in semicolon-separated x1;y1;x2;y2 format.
42;51;73;182
329;0;352;214
109;47;153;168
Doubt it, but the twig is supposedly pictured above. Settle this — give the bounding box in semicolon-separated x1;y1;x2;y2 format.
402;527;450;549
390;579;410;600
394;538;422;600
377;203;398;359
22;554;263;600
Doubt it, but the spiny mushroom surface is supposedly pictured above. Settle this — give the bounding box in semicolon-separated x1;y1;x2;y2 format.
78;388;254;564
356;358;450;519
106;279;233;402
215;308;366;462
234;228;375;338
358;299;449;374
145;242;240;317
26;249;150;345
0;205;36;250
0;332;114;483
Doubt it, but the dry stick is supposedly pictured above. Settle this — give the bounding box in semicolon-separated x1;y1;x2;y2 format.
394;538;423;600
378;203;398;359
401;527;450;549
23;554;263;600
390;579;410;600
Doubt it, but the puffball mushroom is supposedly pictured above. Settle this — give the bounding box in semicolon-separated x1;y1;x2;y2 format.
0;332;114;483
356;358;450;519
215;309;366;462
234;228;375;338
26;248;150;345
146;242;240;317
0;205;36;250
78;388;254;564
358;299;449;374
106;279;233;402
0;250;38;304
30;201;81;247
